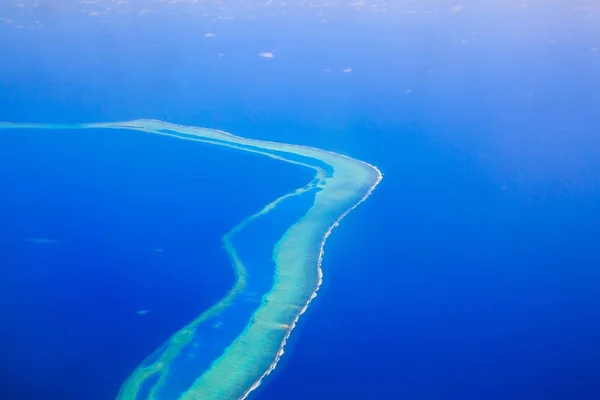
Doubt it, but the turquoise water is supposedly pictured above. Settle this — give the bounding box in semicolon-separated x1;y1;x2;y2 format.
149;189;321;399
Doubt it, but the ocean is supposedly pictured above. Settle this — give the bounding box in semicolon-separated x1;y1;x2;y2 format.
1;2;600;400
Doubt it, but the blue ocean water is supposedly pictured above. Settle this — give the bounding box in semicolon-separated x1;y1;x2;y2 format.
1;3;600;400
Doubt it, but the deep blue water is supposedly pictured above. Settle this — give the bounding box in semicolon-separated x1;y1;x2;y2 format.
1;4;600;400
